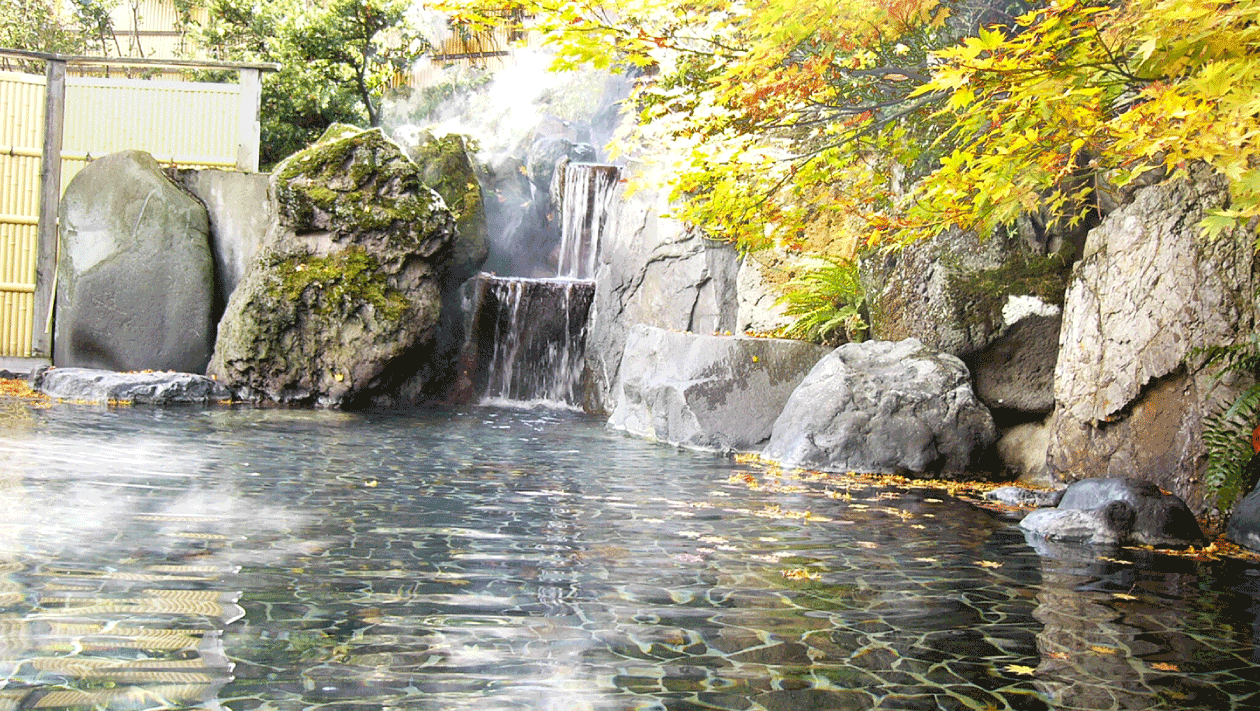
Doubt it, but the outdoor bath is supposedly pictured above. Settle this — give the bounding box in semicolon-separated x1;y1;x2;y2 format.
1;404;1257;711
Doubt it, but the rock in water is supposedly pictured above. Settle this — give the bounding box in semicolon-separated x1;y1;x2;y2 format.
55;150;215;372
207;125;455;407
608;325;833;453
1020;477;1204;548
762;339;996;477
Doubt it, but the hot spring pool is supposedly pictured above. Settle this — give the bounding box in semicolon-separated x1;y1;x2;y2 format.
0;404;1257;710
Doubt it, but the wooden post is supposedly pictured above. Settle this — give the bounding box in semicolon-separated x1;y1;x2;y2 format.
236;67;261;172
31;57;65;359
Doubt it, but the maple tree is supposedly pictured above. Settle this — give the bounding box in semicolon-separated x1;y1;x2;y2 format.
439;0;1260;250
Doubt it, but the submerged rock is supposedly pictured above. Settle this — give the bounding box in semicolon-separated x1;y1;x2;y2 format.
608;325;832;453
207;125;455;407
761;339;996;477
55;150;215;373
33;367;229;405
1020;477;1204;548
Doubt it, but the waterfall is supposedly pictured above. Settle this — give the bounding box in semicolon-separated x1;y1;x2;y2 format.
556;163;619;280
467;276;595;407
458;163;619;408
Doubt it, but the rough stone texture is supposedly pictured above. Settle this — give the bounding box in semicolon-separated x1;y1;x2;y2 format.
968;314;1060;414
860;228;1023;358
761;339;997;477
1020;477;1205;548
32;366;229;405
1047;169;1260;513
170;168;271;305
207;125;455;407
585;163;740;413
608;325;832;453
995;418;1055;487
406;131;488;286
736;254;793;335
55;150;216;373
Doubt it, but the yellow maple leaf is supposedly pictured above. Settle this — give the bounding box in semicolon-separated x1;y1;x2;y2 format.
1089;645;1120;655
1004;664;1036;676
1151;662;1180;672
977;560;1003;568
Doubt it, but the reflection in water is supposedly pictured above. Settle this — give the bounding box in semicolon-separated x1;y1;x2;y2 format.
0;405;1257;710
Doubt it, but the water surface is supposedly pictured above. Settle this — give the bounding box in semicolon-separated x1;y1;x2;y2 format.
0;405;1257;710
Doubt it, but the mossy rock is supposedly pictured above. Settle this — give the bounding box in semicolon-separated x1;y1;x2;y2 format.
407;131;489;283
271;125;451;258
208;125;456;408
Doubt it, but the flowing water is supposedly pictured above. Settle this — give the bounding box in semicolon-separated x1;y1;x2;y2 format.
1;404;1258;711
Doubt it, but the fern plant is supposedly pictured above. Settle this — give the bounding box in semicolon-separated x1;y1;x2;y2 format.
776;257;868;346
1200;333;1260;513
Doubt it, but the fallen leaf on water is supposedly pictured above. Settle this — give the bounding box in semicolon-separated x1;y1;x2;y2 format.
977;560;1002;569
1004;664;1036;676
1113;592;1138;601
782;568;819;581
1047;652;1069;660
1089;645;1120;655
914;557;939;564
1151;662;1180;672
910;524;927;530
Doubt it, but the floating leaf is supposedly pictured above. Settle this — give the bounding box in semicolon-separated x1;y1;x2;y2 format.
1151;662;1180;672
1004;664;1037;676
977;560;1003;569
1089;645;1120;655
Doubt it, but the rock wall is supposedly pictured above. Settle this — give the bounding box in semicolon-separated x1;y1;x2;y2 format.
1047;168;1260;512
584;161;740;413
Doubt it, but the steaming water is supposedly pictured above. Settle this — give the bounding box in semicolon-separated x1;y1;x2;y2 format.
557;164;620;281
479;276;594;407
1;405;1259;711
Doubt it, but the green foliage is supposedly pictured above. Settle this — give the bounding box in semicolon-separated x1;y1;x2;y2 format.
1200;334;1260;513
0;0;89;66
775;257;868;346
195;0;429;167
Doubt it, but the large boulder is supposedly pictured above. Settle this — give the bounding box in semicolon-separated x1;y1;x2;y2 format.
585;162;740;413
207;125;455;407
1020;477;1204;548
55;150;215;373
761;338;996;477
608;325;832;453
1047;167;1260;512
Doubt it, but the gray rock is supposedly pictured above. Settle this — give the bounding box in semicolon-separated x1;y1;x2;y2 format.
55;150;215;373
33;366;229;405
207;125;455;408
1020;505;1134;546
861;228;1030;358
984;486;1063;508
761;339;996;477
170;168;271;303
969;313;1060;414
1020;477;1205;548
1047;167;1260;512
608;325;832;453
585;164;740;413
1227;486;1260;552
